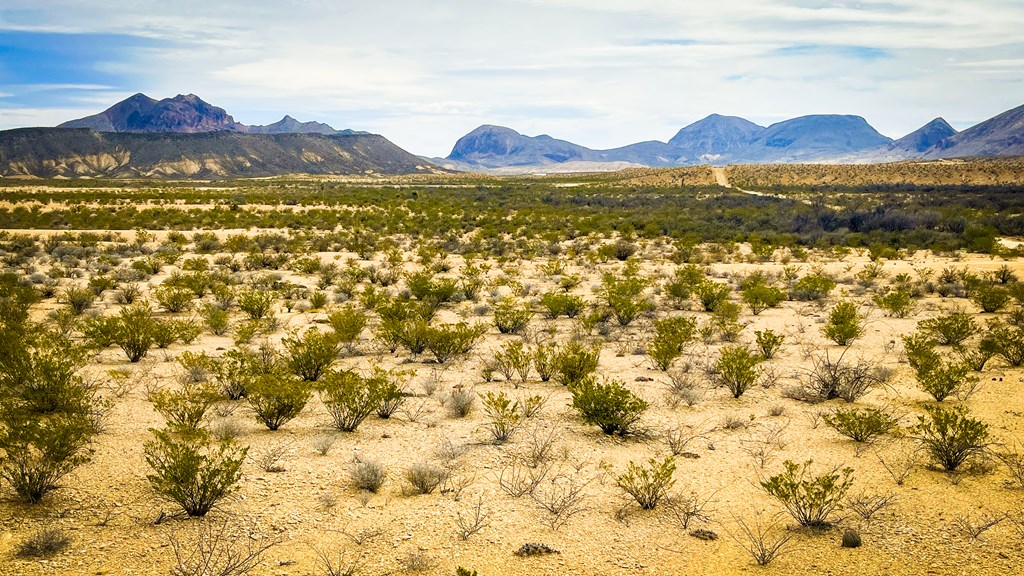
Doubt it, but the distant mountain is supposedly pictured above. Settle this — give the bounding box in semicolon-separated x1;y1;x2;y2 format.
925;104;1024;158
0;128;437;178
58;93;357;136
59;93;245;133
666;114;765;162
890;118;957;154
447;125;601;168
738;115;893;163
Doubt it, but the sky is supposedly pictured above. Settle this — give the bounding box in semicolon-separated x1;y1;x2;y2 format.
1;0;1022;157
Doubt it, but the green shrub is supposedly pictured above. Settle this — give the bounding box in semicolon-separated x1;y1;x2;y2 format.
715;345;762;398
246;374;311;431
873;289;915;318
154;285;194;314
149;383;219;431
60;286;95;315
570;377;647;436
790;274;835;301
822;301;864;346
318;368;391;432
283;327;340;382
616;456;675;510
238;289;275;320
918;311;978;346
695;280;731;312
152;318;180;348
989;321;1024;366
754;329;784;360
601;272;651;325
480;391;524;444
664;265;705;308
648;316;697;370
406;270;458;307
426;322;486;363
113;304;157;362
308;290;328;310
0;407;95;504
915;359;977;402
540;292;585;319
760;460;853;528
971;283;1010;313
494;298;534;334
823;407;898;442
533;343;557;382
81;314;122;350
553;341;600;387
375;299;432;353
742;284;786;315
201;303;230;336
327;306;367;347
144;428;246;517
911;405;989;471
494;340;533;384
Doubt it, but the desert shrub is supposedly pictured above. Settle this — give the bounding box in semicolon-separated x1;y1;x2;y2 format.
822;301;864;346
61;286;95;315
480;391;525;444
540;292;586;319
616;456;676;510
81;314;122;350
201;304;230;336
553;341;600;387
351;459;387;492
797;351;877;403
989;321;1024;366
154;285;194;314
664;265;705;308
715;346;762;398
425;322;486;363
113;304;157;362
144;428;246;517
0;407;95;504
601;272;651;325
742;284;786;315
16;527;72;558
375;299;432;353
915;359;977;402
873;289;915;318
447;387;476;418
695;280;731;312
919;311;978;346
404;462;448;495
238;289;275;320
149;383;219;432
570;377;648;436
406;270;458;307
533;343;557;382
911;405;990;471
902;332;940;373
318;368;392;432
375;374;407;419
308;290;328;310
114;282;142;305
823;406;899;443
760;460;853;528
971;283;1010;313
789;274;835;302
151;318;181;348
283;327;340;382
493;298;533;334
327;306;367;347
648;316;697;371
87;275;115;296
754;329;784;360
246;374;311;431
494;340;533;384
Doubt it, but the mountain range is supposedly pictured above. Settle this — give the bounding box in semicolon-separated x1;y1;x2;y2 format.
436;104;1024;172
0;92;1022;178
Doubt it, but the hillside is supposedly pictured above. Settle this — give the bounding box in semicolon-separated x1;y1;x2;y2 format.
0;128;436;178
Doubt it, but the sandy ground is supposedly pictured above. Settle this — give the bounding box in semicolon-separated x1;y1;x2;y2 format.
1;235;1023;576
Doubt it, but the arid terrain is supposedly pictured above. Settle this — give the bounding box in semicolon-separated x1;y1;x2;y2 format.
2;164;1024;576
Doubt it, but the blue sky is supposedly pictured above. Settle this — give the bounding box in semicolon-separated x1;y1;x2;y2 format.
1;0;1022;156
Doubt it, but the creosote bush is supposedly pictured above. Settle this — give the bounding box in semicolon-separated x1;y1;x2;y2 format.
919;311;977;346
823;406;899;443
425;322;486;364
327;305;367;348
911;405;989;472
648;316;697;371
318;367;395;432
823;301;864;346
553;341;600;387
755;329;784;360
715;346;762;398
570;377;647;436
246;374;311;431
283;327;340;382
616;456;676;510
493;298;534;334
144;428;246;517
480;391;524;444
760;460;854;528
